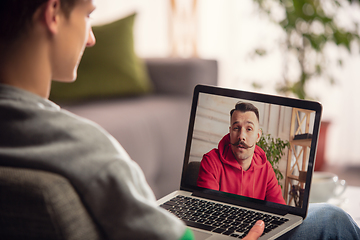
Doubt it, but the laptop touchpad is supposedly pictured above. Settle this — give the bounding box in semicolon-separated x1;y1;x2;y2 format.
192;229;212;239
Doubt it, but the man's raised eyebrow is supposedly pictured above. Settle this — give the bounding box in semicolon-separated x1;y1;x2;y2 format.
247;121;255;126
232;121;239;126
231;121;255;126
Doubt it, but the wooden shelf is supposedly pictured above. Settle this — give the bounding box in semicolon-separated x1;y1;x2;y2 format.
287;174;299;181
290;139;311;147
284;108;313;205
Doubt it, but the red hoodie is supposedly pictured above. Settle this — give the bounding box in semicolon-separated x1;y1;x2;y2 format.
197;133;286;205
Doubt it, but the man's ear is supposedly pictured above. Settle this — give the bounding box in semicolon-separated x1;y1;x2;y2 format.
256;128;262;143
43;0;62;34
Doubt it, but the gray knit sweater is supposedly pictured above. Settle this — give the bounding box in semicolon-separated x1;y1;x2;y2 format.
0;84;186;240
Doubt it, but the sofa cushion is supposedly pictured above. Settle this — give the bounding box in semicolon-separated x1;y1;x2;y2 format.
50;13;152;103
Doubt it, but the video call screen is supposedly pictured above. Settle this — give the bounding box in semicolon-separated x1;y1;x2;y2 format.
186;92;316;208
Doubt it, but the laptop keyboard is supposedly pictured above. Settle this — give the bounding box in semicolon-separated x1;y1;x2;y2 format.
160;195;289;239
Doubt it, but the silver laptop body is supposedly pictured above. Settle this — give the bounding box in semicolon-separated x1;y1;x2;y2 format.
158;85;322;240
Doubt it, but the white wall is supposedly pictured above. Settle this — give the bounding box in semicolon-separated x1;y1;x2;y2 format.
91;0;360;166
92;0;170;57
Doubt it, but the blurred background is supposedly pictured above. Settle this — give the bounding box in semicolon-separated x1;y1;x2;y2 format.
91;0;360;184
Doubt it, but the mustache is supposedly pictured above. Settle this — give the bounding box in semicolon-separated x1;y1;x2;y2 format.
231;140;254;149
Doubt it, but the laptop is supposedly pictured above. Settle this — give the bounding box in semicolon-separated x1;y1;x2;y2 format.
157;84;322;240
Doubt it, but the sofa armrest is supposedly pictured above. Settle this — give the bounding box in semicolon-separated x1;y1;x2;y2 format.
144;58;218;96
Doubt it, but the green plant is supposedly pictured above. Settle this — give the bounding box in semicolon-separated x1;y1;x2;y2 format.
252;0;360;99
257;133;290;188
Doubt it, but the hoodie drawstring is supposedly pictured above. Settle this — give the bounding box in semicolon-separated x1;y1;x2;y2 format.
240;170;243;195
252;171;255;198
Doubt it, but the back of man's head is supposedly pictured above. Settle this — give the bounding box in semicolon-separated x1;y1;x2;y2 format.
230;102;260;122
0;0;78;44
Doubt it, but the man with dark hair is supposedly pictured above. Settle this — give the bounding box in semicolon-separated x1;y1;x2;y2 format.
0;0;78;53
198;102;286;204
230;102;260;121
0;0;189;239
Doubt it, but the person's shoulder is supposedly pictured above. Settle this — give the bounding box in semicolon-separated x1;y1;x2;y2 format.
201;148;223;167
203;148;220;160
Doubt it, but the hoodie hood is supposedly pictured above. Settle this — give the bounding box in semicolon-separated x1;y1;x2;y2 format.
197;133;286;204
217;133;267;197
218;133;267;171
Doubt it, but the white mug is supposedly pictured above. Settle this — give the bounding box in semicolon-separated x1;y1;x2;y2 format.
309;172;347;203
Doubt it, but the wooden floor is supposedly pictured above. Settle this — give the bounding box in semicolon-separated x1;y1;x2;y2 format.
321;164;360;187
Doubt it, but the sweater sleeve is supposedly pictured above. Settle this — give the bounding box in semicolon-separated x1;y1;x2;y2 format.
82;152;188;240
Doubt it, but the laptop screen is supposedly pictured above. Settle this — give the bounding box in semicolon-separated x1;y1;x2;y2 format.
180;85;322;218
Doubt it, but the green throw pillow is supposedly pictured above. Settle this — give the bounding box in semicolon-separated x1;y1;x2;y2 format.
50;13;152;102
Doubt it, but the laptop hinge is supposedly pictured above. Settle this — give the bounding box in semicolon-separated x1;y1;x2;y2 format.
192;190;288;216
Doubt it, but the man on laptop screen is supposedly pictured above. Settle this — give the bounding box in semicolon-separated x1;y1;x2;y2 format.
197;102;285;205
